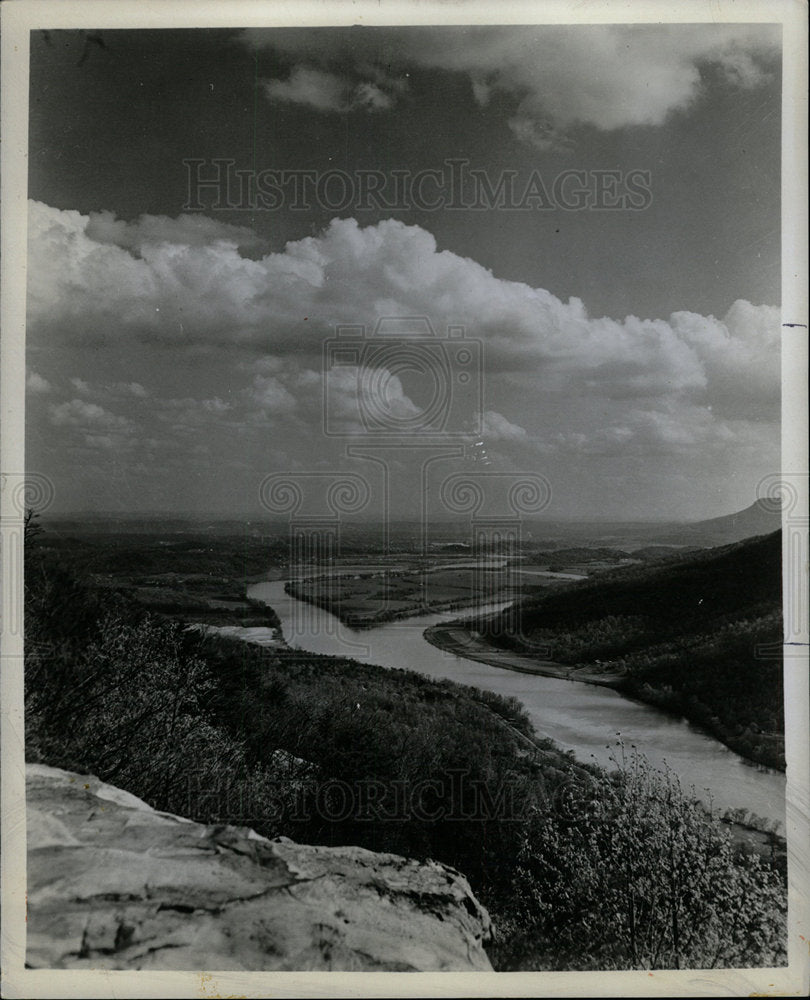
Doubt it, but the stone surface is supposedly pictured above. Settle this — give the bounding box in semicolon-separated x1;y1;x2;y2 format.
25;763;493;971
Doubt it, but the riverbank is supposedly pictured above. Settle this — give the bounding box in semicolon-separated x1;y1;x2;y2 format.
91;568;288;630
423;622;625;689
253;577;786;825
425;617;784;780
461;532;785;773
422;618;784;852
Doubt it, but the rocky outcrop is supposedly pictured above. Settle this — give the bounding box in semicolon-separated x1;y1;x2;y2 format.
25;763;493;971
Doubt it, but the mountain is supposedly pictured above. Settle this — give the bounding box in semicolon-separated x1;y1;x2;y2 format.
653;498;783;546
505;530;781;635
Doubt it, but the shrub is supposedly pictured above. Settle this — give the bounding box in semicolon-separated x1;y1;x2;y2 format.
494;746;787;970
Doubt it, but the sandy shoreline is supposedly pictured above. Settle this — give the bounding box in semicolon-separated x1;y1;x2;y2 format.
423;622;626;690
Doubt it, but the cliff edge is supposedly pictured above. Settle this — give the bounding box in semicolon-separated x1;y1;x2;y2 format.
25;763;493;971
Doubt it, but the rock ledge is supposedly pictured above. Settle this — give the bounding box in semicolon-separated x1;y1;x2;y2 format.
26;763;493;971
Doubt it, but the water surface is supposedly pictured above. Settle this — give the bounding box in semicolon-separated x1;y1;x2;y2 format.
246;579;785;832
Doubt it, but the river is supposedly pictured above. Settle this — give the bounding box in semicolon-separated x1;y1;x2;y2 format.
245;579;786;833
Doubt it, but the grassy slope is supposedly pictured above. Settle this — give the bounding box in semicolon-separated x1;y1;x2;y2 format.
480;531;784;769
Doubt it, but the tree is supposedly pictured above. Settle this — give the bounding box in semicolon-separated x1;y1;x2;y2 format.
501;745;787;970
24;507;44;545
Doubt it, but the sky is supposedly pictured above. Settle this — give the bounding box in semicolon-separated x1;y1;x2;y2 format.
25;23;782;521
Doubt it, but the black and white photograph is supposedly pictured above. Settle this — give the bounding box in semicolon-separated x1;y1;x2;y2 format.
1;0;807;996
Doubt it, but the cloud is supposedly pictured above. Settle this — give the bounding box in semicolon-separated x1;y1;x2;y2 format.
245;372;300;417
714;46;775;90
26;371;51;393
482;410;529;442
48;399;135;451
154;395;234;433
262;66;394;114
550;403;736;458
114;381;149;398
28;202;780;427
319;363;423;434
85;211;265;256
263;67;347;112
353;80;393;111
240;359;429;440
49;398;133;431
83;434;116;451
506;115;575;153
669;301;781;420
57;377;151;404
27;200;779;488
242;24;779;146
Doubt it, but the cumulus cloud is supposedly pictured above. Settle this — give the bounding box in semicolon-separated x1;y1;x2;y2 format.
83;434;117;451
27;201;779;480
262;66;394;113
246;371;300;417
242;24;779;146
85;211;265;255
241;358;431;441
353;80;393;111
26;371;51;393
57;377;151;404
114;381;149;398
49;398;135;438
506;115;575;153
154;395;234;434
482;410;529;442
550;403;736;458
669;301;781;420
263;66;348;112
27;202;780;421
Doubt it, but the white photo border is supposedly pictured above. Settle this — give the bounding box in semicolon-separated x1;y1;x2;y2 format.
2;1;807;997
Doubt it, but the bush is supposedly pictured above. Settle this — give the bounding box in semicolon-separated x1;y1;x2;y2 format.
493;746;787;970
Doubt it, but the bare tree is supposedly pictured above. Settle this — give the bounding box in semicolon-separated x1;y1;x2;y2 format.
24;508;44;545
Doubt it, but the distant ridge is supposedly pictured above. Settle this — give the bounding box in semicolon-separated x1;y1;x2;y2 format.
654;498;783;546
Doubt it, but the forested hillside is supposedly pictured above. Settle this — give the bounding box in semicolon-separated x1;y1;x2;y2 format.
483;532;784;768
